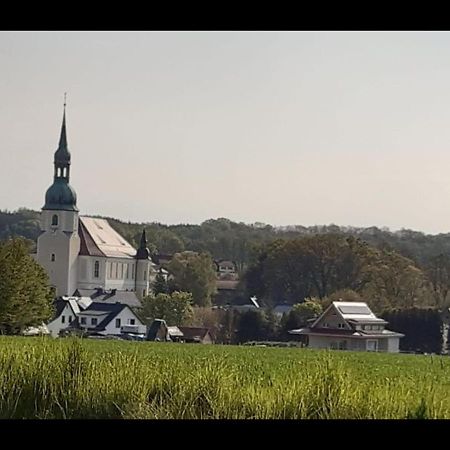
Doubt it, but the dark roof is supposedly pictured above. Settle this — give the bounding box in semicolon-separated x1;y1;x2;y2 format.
73;288;142;308
78;219;105;257
81;302;128;331
146;319;169;341
178;326;212;341
52;298;79;321
136;229;151;260
54;298;67;318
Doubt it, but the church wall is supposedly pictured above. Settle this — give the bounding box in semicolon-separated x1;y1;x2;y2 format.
77;255;107;289
37;226;80;297
104;258;137;291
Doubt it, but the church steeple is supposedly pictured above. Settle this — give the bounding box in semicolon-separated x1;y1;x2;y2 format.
43;96;78;212
54;94;71;182
136;229;150;260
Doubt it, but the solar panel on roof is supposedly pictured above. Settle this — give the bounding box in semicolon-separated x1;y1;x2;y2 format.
338;305;371;315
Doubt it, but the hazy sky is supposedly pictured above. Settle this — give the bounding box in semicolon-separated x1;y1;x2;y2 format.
2;31;450;234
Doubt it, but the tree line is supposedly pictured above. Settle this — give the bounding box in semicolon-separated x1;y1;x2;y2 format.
6;208;450;273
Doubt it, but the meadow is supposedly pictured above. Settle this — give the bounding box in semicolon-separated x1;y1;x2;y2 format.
0;336;449;419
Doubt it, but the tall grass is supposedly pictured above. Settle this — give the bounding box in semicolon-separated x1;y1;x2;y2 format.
0;336;449;419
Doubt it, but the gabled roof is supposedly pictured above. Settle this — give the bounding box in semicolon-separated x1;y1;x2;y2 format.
52;297;80;322
73;289;142;308
311;301;384;328
147;319;169;341
79;219;105;257
78;217;136;258
178;326;212;341
333;302;381;322
80;302;130;331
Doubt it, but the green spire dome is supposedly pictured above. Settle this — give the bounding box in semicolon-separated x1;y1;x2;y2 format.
43;99;78;212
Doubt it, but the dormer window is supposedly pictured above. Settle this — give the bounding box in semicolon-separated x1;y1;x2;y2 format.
51;214;58;227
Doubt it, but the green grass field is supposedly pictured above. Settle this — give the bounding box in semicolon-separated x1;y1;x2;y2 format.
0;336;449;419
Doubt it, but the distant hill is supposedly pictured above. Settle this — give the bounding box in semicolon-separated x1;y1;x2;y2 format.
2;208;450;270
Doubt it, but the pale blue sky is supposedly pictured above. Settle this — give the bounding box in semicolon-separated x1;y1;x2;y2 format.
2;31;450;233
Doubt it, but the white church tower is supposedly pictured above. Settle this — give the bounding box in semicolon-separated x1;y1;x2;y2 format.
135;229;154;300
37;99;80;297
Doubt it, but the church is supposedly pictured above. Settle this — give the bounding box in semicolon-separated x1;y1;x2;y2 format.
36;103;158;301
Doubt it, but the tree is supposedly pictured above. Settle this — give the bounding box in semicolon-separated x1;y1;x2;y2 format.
279;299;323;338
362;250;428;312
0;238;54;334
426;253;450;308
235;309;272;343
152;272;169;295
167;251;217;306
244;235;429;311
320;289;363;309
141;291;193;326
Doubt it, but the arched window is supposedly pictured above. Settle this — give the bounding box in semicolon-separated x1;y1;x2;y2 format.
94;261;100;278
51;215;58;226
51;254;55;262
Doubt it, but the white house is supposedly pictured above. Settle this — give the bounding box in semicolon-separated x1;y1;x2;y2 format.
35;103;159;302
47;297;86;337
46;295;146;337
289;301;404;353
77;302;146;336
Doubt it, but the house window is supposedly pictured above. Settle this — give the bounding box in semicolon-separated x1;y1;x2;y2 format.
323;322;328;328
115;318;121;328
51;214;58;226
94;261;100;278
367;340;378;352
144;269;147;280
143;289;146;297
68;316;72;323
61;315;65;324
338;323;345;329
366;325;372;331
80;317;86;325
91;318;98;326
51;254;55;262
129;319;135;325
